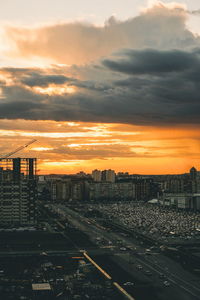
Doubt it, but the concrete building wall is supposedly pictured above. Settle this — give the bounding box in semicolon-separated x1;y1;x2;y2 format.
89;182;135;201
0;158;37;225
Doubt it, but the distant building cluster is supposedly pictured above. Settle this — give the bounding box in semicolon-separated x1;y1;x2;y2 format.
38;169;154;203
0;161;199;227
38;167;200;210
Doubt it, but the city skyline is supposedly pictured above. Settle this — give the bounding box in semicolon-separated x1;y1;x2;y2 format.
0;0;200;174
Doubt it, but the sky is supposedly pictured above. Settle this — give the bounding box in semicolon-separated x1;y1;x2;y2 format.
0;0;199;174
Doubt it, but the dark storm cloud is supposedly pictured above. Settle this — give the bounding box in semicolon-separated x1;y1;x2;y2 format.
20;71;110;91
0;2;199;126
0;67;110;91
103;49;198;74
0;47;200;126
0;101;44;119
73;80;110;92
1;84;44;103
1;68;73;87
21;74;70;87
2;67;35;74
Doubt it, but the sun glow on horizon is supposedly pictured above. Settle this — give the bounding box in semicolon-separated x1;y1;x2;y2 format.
32;147;54;151
42;160;83;166
34;84;75;95
0;119;199;175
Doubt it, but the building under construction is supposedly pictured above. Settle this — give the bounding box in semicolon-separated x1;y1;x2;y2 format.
0;158;37;225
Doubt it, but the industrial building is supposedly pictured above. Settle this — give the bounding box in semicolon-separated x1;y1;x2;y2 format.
160;192;200;210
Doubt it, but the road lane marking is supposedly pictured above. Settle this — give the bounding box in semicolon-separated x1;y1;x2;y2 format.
113;282;136;300
83;252;136;300
83;252;112;280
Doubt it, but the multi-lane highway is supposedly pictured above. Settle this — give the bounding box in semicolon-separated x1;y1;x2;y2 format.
48;204;200;300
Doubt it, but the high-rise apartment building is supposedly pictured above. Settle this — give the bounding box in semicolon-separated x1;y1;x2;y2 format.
92;169;116;183
91;169;102;182
50;179;71;202
190;167;197;181
0;158;37;225
101;169;116;183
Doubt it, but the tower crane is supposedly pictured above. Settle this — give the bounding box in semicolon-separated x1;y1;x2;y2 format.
0;139;37;161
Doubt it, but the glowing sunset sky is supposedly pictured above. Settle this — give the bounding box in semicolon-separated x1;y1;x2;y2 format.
0;0;199;174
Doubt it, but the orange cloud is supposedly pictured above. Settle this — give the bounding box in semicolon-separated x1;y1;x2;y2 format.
0;119;199;174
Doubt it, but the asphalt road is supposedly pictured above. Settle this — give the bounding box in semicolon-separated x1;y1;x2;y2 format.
49;204;200;300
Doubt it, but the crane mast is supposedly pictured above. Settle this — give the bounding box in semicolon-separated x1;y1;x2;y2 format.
0;139;37;161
